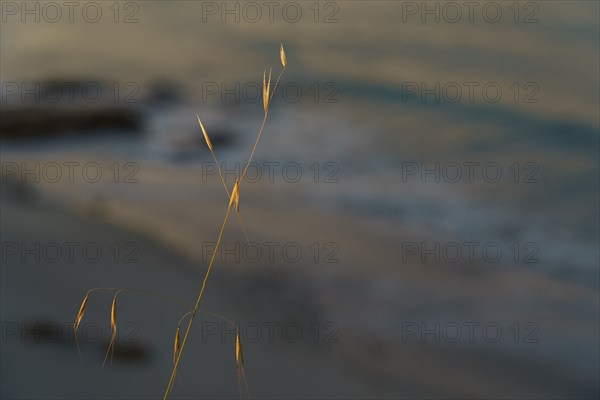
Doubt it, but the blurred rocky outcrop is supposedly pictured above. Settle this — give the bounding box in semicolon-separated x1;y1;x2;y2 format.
0;80;144;139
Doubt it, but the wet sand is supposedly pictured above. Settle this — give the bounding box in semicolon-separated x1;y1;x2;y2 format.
1;153;598;399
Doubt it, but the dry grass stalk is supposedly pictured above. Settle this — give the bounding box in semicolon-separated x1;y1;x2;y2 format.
73;45;289;399
167;46;287;397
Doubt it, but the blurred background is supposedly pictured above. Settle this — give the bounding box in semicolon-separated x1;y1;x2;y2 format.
1;1;598;398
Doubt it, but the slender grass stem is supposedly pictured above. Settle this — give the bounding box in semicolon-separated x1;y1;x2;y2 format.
164;202;234;399
240;112;268;184
240;67;285;183
207;144;250;244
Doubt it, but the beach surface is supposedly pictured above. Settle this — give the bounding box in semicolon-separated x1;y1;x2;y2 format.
1;151;597;399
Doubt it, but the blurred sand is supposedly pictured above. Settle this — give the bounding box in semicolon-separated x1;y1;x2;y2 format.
1;153;597;399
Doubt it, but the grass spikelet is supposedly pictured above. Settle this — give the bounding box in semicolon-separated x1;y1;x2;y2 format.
196;114;213;152
73;292;89;333
235;330;244;383
110;297;117;336
235;331;244;372
73;291;90;363
173;325;181;365
262;71;268;113
263;68;272;113
230;179;240;211
234;187;240;213
280;44;287;68
103;293;119;366
235;330;250;398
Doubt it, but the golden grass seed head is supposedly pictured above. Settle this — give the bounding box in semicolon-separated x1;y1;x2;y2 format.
235;331;244;373
234;183;240;212
173;325;181;365
263;68;273;113
280;44;287;68
230;179;240;211
74;292;89;332
110;298;117;336
263;71;268;113
196;114;213;152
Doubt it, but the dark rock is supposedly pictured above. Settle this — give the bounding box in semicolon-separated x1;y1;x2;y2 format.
0;106;142;139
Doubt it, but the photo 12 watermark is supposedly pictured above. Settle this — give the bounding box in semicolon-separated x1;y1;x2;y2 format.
1;161;140;184
1;81;141;104
1;241;140;264
1;1;141;24
201;161;340;184
400;81;539;104
399;1;540;24
199;81;340;104
201;241;340;265
400;162;540;184
400;241;540;264
198;1;340;23
400;321;540;344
